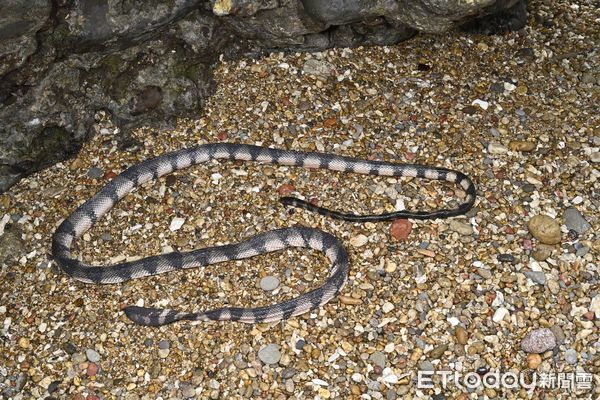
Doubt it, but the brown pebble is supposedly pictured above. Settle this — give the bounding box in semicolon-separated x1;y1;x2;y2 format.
390;219;412;241
416;248;435;258
455;326;468;345
277;184;295;195
87;362;99;376
103;171;117;180
217;131;228;140
467;341;485;355
350;385;361;395
509;140;536;152
527;354;542;369
323;117;337;128
527;215;561;245
339;296;362;305
165;175;177;187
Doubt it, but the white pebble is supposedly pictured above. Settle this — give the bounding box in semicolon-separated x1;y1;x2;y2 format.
350;234;368;247
169;217;185;231
382;302;395;313
487;142;509;155
380;369;399;384
472;99;489;110
493;307;510;323
259;276;280;291
590;295;600;319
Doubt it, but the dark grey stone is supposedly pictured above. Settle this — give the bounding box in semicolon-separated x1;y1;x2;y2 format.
564;207;591;234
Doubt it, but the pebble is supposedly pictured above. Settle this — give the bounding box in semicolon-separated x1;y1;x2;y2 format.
497;253;515;263
302;59;334;80
87;362;99;376
100;232;112;241
369;351;386;368
563;207;591;234
339;296;362;305
158;348;170;358
158;340;170;349
590;295;600;319
382;302;394;313
487;142;509;155
472;99;489;110
18;337;29;349
564;349;578;364
277;184;295;195
527;215;561;244
350;234;368;247
449;220;473;236
509;140;536;152
532;246;552;261
527;354;542;369
524;271;546;285
429;344;448;359
549;325;565;345
259;275;280;291
476;267;492;279
85;348;101;362
258;344;281;364
86;167;104;179
419;360;434;371
590;151;600;163
182;386;196;398
165;175;177;187
521;328;557;353
493;307;509;323
389;219;412;240
455;326;468;345
169;217;185;231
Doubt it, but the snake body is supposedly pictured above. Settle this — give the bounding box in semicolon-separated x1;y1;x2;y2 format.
52;143;476;326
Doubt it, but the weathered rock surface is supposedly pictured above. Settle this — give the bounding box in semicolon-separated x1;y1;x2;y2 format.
0;0;527;192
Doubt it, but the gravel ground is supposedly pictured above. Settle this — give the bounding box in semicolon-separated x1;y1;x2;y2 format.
1;1;598;399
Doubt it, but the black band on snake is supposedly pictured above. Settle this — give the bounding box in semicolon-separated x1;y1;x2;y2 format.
51;143;476;326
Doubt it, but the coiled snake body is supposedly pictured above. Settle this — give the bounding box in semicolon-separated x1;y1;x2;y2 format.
52;143;476;326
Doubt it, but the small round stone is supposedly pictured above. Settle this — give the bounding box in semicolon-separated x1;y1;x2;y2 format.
158;340;170;349
524;271;546;285
455;326;468;345
86;167;104;179
259;276;280;291
449;220;473;236
521;328;557;354
85;349;101;363
527;215;561;244
258;344;281;364
158;348;170;358
564;349;578;364
527;354;542;369
389;219;412;240
487;142;509;154
350;234;368;247
429;344;448;359
369;351;386;368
